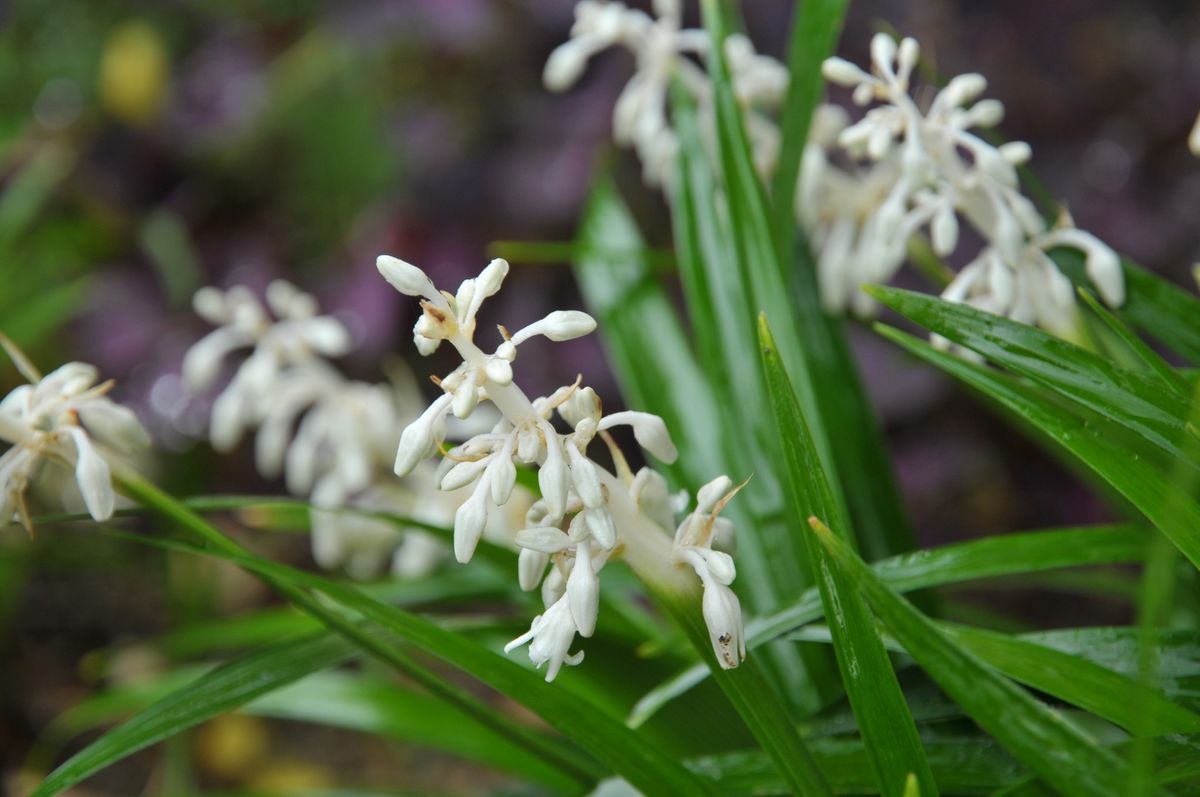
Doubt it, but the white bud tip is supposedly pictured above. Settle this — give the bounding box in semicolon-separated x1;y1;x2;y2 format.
377;255;433;297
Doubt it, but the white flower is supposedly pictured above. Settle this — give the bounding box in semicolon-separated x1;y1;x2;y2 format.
184;280;460;580
378;253;742;679
504;594;585;682
545;1;786;185
0;339;148;531
1190;112;1200;158
674;475;745;669
811;33;1124;333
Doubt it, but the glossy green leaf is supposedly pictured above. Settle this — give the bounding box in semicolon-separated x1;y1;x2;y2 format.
791;623;1200;737
770;0;848;258
867;285;1193;460
810;519;1140;797
30;634;359;797
246;670;587;792
572;175;725;491
109;527;717;797
631;524;1147;726
760;313;935;797
874;324;1200;571
1054;250;1200;365
1075;288;1190;396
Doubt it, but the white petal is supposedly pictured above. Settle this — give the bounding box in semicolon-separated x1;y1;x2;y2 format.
596;411;677;463
515;526;575;554
517;547;550;591
566;540;598;637
565;441;602;508
67;428;114;521
538;426;569;520
394;395;452;477
377;255;437;299
453;490;488;564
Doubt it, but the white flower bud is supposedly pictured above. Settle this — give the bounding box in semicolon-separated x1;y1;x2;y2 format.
566;540;599;637
941;73;987;108
1191;113;1200;158
538;429;569;520
583;507;616;550
518;547;550;591
597;411;677;463
541;561;566;606
68;428;114;521
487;452;517;505
515;526;576;554
192;286;227;323
453;490;488;564
516;424;542;463
452;369;480;419
378;255;436;298
932;205;959;256
999;141;1032;165
394;395;451;477
702;581;746;669
697;475;733;515
705;550;737;586
897;37;920;76
565;441;602;509
440;456;490;491
544;42;589;92
511;310;597;345
870;33;897;71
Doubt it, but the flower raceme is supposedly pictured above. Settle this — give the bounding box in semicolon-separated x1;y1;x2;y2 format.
544;0;786;185
0;337;148;532
816;34;1124;334
378;254;745;680
183;280;452;580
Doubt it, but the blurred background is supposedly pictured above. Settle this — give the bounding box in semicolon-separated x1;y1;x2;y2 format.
2;0;1200;794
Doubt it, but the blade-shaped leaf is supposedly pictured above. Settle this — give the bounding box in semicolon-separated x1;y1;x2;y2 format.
760;313;936;797
631;524;1147;726
810;519;1140;797
875;324;1200;570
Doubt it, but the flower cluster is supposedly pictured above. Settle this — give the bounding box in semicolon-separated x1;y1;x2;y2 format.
815;34;1124;334
547;5;1127;339
0;337;148;532
544;0;786;185
378;254;744;680
183;280;453;579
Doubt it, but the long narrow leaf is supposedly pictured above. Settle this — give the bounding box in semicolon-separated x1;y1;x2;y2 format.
631;523;1146;726
760;313;935;796
809;518;1140;797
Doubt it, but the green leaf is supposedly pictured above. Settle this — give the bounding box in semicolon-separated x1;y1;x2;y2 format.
1054;251;1200;365
1074;289;1190;396
770;0;848;258
31;634;359;797
791;622;1200;737
108;527;717;797
809;519;1140;797
874;324;1200;571
689;737;1024;796
246;670;588;791
572;175;725;491
631;524;1147;726
759;313;936;797
867;285;1194;461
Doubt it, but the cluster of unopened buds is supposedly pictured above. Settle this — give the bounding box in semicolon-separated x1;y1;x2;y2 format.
378;254;746;679
546;3;1127;339
544;0;787;185
0;337;148;532
183;280;448;580
814;33;1124;333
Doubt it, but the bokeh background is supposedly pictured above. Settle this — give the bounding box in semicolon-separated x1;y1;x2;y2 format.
3;1;1200;794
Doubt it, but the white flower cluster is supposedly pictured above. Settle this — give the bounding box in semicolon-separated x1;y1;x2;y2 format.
544;0;786;185
183;280;449;580
811;34;1124;333
0;338;148;532
378;254;745;680
547;5;1127;339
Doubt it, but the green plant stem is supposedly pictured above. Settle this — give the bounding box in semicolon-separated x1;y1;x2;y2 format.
113;471;601;791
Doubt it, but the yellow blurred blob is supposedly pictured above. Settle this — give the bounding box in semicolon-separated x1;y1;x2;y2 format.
194;714;270;780
246;759;336;793
98;20;169;125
